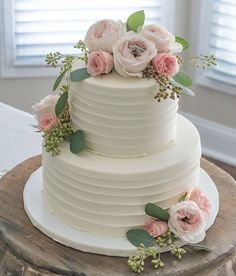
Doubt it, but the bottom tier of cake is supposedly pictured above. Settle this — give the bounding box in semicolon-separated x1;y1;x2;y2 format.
42;115;201;237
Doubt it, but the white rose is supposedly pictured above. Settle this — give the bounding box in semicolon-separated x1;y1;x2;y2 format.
113;32;157;78
168;201;206;243
139;24;183;54
32;95;59;121
84;20;126;53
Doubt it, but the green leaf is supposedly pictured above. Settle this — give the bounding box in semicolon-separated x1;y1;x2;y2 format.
70;68;90;82
175;36;190;51
179;192;188;202
53;69;67;91
173;71;192;87
55;92;68;117
145;203;170;221
126;10;145;32
181;87;195;96
186;244;211;252
70;130;85;154
172;80;195;96
126;229;156;248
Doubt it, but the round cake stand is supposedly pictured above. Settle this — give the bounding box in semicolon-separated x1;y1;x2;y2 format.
1;156;236;275
23;166;219;257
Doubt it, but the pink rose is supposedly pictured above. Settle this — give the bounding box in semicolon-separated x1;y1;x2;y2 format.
87;51;114;76
84;20;126;53
189;187;211;219
152;53;179;77
32;95;59;121
144;219;168;238
168;201;206;242
139;24;183;54
38;113;59;132
113;32;157;78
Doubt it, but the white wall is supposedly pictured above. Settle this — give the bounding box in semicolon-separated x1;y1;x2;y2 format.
0;77;53;111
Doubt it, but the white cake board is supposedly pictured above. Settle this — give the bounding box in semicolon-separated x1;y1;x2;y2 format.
23;168;219;257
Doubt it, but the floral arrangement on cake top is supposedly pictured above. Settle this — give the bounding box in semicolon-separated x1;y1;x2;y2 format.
127;186;212;273
32;10;216;156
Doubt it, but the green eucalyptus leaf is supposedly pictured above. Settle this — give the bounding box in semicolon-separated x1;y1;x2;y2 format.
175;36;190;51
181;86;195;96
145;203;170;221
70;68;90;82
126;10;145;32
179;192;188;202
172;80;195;96
126;229;156;248
173;71;192;87
186;244;211;252
53;69;67;91
55;92;68;117
70;130;85;154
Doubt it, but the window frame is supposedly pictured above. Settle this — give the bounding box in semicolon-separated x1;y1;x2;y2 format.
190;0;236;96
0;0;176;79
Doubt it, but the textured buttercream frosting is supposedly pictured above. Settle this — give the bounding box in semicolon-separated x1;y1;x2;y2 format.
69;71;179;158
42;115;201;237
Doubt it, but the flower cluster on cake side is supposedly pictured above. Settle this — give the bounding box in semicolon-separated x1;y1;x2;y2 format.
127;187;211;273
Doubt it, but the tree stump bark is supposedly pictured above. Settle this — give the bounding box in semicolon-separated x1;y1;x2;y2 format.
0;156;236;276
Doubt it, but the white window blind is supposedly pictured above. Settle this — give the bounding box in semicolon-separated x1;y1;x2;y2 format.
1;0;175;78
207;0;236;86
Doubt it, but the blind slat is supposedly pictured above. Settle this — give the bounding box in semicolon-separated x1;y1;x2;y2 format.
209;0;236;84
211;25;236;41
210;47;236;64
13;0;163;66
15;10;160;23
15;0;161;11
213;2;236;16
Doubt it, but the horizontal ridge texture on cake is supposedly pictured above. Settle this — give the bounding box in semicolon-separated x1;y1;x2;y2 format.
69;71;178;158
42;115;201;237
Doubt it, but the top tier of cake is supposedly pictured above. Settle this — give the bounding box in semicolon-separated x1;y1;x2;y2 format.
70;71;178;158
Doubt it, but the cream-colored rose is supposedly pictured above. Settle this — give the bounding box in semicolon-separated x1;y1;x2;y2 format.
139;24;183;54
168;201;206;243
84;20;126;53
113;32;157;78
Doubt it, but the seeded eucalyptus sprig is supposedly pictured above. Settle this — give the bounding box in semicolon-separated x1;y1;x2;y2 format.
74;40;89;63
142;66;182;102
187;54;217;69
45;52;63;68
43;104;73;156
128;244;159;273
127;231;187;273
45;40;89;92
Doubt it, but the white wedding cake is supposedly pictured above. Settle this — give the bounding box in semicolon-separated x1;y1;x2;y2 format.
42;71;201;236
28;10;217;270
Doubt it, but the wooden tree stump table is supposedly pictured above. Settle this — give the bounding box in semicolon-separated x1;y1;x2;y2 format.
0;156;236;276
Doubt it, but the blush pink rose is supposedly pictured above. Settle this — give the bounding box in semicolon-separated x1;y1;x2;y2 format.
189;187;211;219
32;95;59;121
144;219;168;238
38;113;59;131
152;53;179;77
87;51;114;76
168;201;206;243
84;20;126;53
139;24;183;54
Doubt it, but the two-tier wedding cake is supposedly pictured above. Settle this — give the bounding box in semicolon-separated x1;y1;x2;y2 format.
42;72;201;237
25;10;218;272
